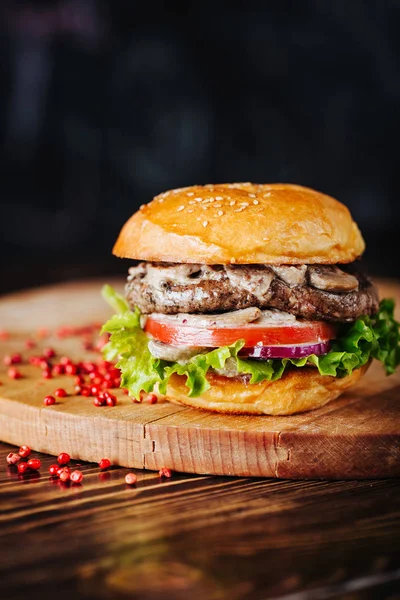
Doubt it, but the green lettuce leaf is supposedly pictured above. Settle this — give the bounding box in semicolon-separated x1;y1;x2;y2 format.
102;284;130;314
101;285;400;399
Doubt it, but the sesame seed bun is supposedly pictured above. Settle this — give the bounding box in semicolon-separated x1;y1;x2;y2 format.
161;362;370;416
113;183;365;265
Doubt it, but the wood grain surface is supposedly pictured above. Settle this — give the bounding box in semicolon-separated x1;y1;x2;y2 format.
1;279;400;599
0;280;400;479
1;440;400;600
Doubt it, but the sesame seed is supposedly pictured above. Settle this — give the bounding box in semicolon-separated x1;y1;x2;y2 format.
140;204;145;210
230;258;236;264
188;200;196;205
234;207;246;212
248;193;256;198
187;209;194;213
214;203;222;208
229;200;236;206
202;220;208;227
196;197;203;203
253;199;259;205
215;196;223;200
264;192;271;197
263;237;269;241
202;205;209;210
177;205;185;212
240;202;249;207
217;210;224;216
186;192;194;196
158;198;164;203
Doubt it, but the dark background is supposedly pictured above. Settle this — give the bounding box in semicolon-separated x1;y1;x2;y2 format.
1;0;399;295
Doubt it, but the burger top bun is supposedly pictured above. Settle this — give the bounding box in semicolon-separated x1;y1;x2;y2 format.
113;183;365;265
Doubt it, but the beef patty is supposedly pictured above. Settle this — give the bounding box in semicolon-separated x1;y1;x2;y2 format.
125;262;379;322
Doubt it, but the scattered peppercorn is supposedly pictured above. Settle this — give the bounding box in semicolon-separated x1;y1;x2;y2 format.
27;458;41;471
44;395;56;406
17;462;29;474
58;466;71;476
19;445;31;458
59;470;70;483
60;356;72;366
43;348;56;359
8;368;22;379
49;464;59;476
42;368;52;379
6;452;20;465
125;473;137;485
145;393;158;404
70;470;83;484
159;467;172;478
57;452;70;465
52;364;64;376
54;388;67;398
99;458;111;470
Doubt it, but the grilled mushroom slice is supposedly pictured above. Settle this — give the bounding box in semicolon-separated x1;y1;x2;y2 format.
308;266;359;293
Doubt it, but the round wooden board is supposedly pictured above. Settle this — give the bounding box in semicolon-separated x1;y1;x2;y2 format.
0;279;400;479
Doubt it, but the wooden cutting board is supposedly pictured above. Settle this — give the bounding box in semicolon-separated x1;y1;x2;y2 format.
0;279;399;479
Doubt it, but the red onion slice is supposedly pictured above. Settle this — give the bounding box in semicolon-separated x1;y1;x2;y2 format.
239;341;331;359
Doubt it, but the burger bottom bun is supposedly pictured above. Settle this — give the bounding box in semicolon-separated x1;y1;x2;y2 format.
162;364;370;416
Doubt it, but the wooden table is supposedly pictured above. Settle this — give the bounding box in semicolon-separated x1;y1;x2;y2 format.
1;442;400;599
1;280;400;599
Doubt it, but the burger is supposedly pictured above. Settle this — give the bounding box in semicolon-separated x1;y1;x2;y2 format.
101;183;400;415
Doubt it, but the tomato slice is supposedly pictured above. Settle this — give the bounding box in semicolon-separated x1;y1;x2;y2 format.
144;317;336;347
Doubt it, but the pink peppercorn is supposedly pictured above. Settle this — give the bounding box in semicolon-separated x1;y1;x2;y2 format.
57;452;70;465
159;467;172;478
65;364;77;375
43;348;56;359
19;445;31;458
27;458;41;471
99;458;111;470
125;473;137;485
6;452;20;465
70;470;83;484
44;395;56;406
8;367;22;379
58;466;71;476
59;470;70;483
49;464;59;476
